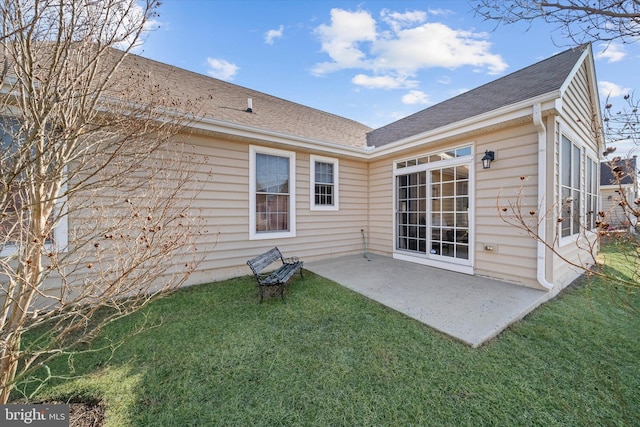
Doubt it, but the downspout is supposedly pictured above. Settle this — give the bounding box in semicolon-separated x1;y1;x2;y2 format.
533;103;554;290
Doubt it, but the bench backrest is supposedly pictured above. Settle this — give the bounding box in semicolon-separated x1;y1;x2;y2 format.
247;247;284;275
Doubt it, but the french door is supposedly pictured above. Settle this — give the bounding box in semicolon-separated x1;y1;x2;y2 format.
396;161;471;266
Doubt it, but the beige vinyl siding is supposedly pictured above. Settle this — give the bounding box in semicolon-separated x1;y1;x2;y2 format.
177;133;369;285
154;135;250;284
367;159;393;255
296;154;369;257
601;186;635;228
475;123;539;287
29;137;231;304
560;62;599;154
32;132;371;295
550;62;601;287
366;129;542;288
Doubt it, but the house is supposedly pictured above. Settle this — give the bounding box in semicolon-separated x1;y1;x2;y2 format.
3;44;604;297
600;156;638;230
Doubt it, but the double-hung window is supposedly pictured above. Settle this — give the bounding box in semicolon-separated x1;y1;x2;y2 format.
310;155;338;211
249;146;296;240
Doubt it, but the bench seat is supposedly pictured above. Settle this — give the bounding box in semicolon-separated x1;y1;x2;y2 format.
247;247;303;303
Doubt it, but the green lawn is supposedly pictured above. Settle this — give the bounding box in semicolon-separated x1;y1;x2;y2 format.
24;247;640;426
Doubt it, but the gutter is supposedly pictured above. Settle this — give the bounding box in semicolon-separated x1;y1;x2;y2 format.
189;115;373;159
370;91;561;158
171;91;563;162
532;103;554;290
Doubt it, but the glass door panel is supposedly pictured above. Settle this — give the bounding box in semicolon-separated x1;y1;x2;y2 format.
430;165;469;260
396;172;427;254
396;161;470;264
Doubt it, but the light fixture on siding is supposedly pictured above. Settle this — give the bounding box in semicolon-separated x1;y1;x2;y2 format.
482;150;495;169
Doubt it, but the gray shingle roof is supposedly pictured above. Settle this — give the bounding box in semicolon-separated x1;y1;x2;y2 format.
366;45;588;147
119;54;373;148
601;157;637;186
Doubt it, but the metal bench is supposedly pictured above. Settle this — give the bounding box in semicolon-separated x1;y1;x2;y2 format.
246;247;303;303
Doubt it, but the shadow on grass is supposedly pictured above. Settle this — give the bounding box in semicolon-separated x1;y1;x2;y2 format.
23;269;640;426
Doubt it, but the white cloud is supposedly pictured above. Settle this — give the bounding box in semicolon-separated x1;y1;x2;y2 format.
352;74;418;89
402;90;430;105
372;23;507;75
206;58;239;81
311;8;507;84
265;25;284;45
599;81;630;98
596;43;626;63
380;9;426;33
427;8;455;17
312;8;376;75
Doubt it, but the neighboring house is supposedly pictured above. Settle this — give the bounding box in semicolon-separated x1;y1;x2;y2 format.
600;157;638;230
4;44;604;296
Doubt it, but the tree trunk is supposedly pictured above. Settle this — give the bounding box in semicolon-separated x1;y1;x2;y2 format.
0;200;48;402
0;333;21;404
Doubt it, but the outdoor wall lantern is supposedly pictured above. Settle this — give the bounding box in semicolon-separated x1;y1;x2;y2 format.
482;150;495;169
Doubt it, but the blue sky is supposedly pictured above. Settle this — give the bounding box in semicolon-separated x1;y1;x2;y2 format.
138;0;638;134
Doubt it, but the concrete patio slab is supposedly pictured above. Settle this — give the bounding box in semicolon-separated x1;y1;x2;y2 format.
304;254;552;348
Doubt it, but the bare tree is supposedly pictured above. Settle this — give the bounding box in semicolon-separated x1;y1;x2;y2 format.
0;0;208;403
472;0;640;44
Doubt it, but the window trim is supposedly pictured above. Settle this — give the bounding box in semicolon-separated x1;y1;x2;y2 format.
249;145;296;240
558;131;599;246
559;134;582;240
585;156;599;231
0;200;68;257
0;118;68;257
392;146;475;275
310;155;339;211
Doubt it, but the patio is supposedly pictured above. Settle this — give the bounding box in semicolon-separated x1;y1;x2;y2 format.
304;253;553;347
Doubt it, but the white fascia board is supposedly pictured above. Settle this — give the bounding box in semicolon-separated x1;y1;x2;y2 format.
189;115;372;159
368;92;561;158
601;184;634;189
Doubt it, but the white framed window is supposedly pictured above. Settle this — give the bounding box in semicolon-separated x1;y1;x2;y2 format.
560;135;582;238
585;156;599;230
249;145;296;240
0;202;68;257
0;117;68;257
310;155;339;211
559;133;599;241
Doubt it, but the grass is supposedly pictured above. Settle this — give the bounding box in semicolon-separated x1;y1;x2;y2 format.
22;248;640;426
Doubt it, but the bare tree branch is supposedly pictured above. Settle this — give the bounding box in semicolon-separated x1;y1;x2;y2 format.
473;0;640;44
0;0;210;403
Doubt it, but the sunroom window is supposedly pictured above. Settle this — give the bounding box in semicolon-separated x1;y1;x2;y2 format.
561;135;581;238
560;135;598;239
586;157;598;230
